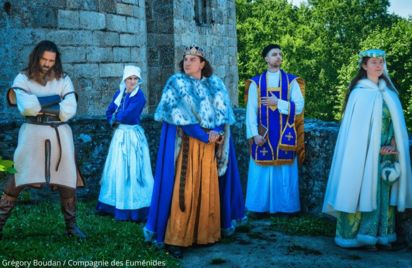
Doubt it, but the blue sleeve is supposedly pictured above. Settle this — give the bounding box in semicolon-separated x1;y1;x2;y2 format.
181;124;209;143
106;90;121;123
116;90;146;124
212;125;224;133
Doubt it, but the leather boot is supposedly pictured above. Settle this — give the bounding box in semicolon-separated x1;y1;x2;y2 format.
0;176;23;240
59;188;86;239
0;193;17;240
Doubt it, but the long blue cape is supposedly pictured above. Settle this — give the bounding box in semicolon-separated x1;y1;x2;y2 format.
145;122;245;244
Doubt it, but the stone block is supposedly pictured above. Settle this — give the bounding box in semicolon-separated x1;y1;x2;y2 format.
126;17;140;33
98;0;117;13
62;64;74;76
121;0;139;5
120;34;138;46
130;47;145;62
116;3;133;16
80;11;106;30
46;30;74;45
106;14;127;32
156;18;174;34
95;77;119;91
31;8;57;28
99;63;123;77
46;30;94;46
25;0;66;8
216;66;225;77
148;33;172;47
181;34;195;47
132;6;145;19
92;31;119;46
58;10;80;29
61;47;87;63
113;47;131;62
73;31;95;45
86;47;113;62
67;0;98;11
76;78;94;93
73;63;100;78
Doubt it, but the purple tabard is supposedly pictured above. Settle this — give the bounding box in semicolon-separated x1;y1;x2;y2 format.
249;70;297;165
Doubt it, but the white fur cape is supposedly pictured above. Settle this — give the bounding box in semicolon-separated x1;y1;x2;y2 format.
323;79;412;216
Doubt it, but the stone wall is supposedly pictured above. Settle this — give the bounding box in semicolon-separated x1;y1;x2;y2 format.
145;0;239;111
0;0;147;118
145;0;175;112
172;0;239;107
1;0;239;116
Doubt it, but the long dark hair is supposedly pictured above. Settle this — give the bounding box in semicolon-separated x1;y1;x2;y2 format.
23;40;63;82
179;55;213;78
342;57;395;113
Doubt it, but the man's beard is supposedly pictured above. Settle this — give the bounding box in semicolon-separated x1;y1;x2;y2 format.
41;66;51;74
35;67;55;85
269;63;281;68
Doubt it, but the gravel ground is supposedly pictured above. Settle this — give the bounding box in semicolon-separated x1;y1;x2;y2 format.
180;219;412;268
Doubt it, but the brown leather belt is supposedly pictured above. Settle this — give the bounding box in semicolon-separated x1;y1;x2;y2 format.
25;115;66;174
26;114;61;124
179;134;189;212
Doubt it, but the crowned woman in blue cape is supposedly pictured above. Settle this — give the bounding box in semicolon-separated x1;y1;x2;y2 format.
143;45;245;257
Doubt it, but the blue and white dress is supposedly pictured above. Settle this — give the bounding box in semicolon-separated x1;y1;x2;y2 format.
96;86;154;221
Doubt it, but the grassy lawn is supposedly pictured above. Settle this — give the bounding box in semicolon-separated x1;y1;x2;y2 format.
0;200;179;267
271;214;336;237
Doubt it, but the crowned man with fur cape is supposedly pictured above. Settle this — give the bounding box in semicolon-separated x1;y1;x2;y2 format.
323;49;412;249
144;46;245;257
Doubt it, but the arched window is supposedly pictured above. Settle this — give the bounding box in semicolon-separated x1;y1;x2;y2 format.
194;0;212;26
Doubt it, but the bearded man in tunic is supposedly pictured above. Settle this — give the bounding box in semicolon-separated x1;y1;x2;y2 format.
0;40;86;239
245;44;305;216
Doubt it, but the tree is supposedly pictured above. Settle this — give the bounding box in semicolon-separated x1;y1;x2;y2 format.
236;0;412;131
336;19;412;129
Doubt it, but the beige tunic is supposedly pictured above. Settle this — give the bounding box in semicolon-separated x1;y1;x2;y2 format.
12;73;79;188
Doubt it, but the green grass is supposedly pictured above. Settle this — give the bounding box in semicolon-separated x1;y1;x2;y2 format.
0;200;179;267
270;214;336;237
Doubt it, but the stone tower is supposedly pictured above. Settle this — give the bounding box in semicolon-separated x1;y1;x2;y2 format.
0;0;238;118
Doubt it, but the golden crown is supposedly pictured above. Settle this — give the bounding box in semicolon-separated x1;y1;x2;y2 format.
184;45;205;58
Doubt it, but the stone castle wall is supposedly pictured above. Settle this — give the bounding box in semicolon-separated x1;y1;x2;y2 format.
172;0;239;106
1;0;239;116
0;0;147;118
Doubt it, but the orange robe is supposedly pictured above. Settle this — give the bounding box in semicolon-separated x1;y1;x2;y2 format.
164;136;221;246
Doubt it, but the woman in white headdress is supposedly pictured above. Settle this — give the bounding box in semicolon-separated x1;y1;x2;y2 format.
96;65;154;221
323;49;412;249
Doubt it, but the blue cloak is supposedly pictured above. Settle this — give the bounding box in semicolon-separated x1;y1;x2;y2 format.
145;122;245;244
